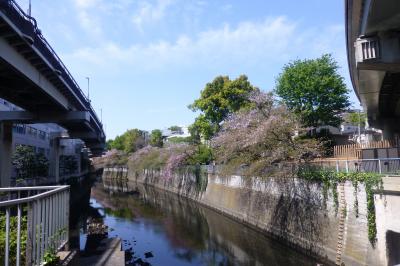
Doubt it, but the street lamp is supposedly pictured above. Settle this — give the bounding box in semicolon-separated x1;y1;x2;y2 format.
28;0;31;16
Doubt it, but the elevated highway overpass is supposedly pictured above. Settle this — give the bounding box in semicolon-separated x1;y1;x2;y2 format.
346;0;400;139
0;0;105;185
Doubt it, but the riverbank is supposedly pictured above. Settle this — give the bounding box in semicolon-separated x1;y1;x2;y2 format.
101;167;400;266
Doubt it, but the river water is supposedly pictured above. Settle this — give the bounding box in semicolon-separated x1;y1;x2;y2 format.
75;180;318;266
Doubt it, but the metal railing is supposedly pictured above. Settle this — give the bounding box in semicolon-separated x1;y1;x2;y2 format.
206;158;400;177
311;158;400;175
0;185;69;266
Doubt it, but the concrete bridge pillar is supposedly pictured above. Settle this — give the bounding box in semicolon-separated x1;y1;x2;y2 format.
0;122;13;187
50;138;61;183
381;118;399;141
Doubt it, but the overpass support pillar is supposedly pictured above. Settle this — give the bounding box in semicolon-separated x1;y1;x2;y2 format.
0;122;13;187
50;138;61;183
382;119;398;141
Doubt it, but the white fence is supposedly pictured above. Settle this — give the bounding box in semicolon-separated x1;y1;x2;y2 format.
311;158;400;175
0;185;69;266
206;158;400;176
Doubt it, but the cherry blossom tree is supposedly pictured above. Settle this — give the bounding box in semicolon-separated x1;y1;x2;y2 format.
212;91;321;177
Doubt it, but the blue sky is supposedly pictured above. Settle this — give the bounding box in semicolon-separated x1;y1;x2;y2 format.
16;0;358;139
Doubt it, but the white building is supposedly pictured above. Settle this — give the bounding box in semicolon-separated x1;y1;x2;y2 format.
162;126;191;142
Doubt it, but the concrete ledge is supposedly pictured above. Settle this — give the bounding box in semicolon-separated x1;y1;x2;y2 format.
381;176;400;194
78;238;125;266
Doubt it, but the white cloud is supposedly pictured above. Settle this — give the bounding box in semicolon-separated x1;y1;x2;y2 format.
65;17;292;70
72;0;176;36
63;16;346;80
73;0;103;35
132;0;176;31
74;0;99;8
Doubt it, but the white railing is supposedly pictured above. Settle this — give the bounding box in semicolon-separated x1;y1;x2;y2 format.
311;158;400;175
0;185;69;266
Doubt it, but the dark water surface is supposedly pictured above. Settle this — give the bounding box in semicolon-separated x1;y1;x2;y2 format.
76;181;319;266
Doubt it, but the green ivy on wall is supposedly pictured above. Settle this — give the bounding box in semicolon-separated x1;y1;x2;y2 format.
297;166;383;245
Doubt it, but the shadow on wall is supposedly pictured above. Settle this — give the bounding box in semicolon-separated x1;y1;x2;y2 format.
232;176;327;255
128;167;328;256
110;166;333;261
270;178;326;253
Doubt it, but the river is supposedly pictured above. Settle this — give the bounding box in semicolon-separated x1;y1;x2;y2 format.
73;179;319;266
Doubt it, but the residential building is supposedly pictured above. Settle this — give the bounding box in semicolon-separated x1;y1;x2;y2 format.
0;99;88;183
162;126;191;142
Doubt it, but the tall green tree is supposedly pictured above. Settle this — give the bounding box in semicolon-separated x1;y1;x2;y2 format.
12;145;49;179
108;129;147;153
106;139;114;150
168;126;182;133
189;75;257;140
189;115;217;143
275;54;350;128
149;129;163;147
345;111;366;127
109;135;125;150
123;129;145;153
60;155;78;175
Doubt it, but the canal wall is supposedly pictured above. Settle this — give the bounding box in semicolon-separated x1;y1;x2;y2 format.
103;167;400;266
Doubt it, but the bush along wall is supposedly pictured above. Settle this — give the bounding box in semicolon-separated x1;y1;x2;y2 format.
297;165;383;245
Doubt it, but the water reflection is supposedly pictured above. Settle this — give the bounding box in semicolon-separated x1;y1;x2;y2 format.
84;179;318;266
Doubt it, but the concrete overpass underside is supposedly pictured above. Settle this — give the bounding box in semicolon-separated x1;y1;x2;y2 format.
0;0;106;185
347;0;400;139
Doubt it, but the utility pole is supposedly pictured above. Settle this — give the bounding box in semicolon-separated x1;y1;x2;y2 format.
85;77;90;101
100;108;103;123
358;108;361;144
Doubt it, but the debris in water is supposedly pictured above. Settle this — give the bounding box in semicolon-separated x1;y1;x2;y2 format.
144;252;154;258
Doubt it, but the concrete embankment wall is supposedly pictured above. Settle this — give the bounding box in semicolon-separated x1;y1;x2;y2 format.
103;167;400;266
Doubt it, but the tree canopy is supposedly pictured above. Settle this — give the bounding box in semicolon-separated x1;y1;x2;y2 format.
12;145;49;179
189;75;258;140
275;54;350;128
212;91;321;176
168;126;182;133
167;136;191;144
108;135;125;150
149;129;163;147
107;129;146;153
344;111;366;127
123;129;146;153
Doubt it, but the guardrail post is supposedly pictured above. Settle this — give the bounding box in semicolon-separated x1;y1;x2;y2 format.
16;203;21;266
26;201;34;266
65;189;70;251
378;159;382;174
5;207;10;266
